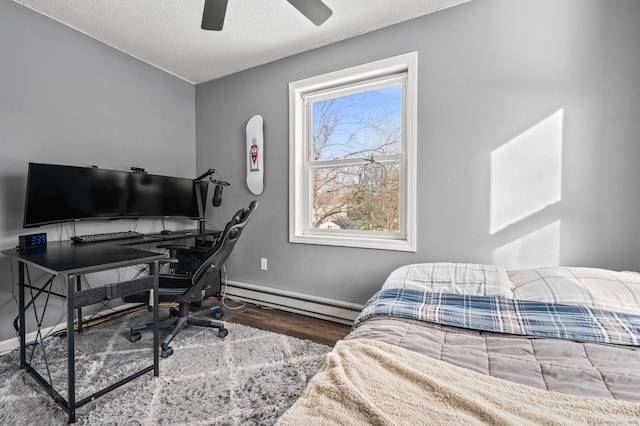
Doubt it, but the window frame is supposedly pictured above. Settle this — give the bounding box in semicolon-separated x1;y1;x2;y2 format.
288;52;418;252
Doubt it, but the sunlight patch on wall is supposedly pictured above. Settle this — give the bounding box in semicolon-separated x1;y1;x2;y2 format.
490;110;564;234
492;220;561;269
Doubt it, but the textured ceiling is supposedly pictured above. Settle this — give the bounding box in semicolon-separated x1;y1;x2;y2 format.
14;0;471;84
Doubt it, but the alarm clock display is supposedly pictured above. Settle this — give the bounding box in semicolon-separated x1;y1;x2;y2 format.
18;233;47;250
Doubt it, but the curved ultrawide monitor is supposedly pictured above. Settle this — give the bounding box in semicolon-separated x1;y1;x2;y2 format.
126;172;205;220
23;163;130;228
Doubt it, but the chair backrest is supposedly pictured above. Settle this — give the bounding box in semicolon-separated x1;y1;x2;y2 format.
176;200;258;303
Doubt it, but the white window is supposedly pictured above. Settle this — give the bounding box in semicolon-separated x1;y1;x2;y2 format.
289;52;417;251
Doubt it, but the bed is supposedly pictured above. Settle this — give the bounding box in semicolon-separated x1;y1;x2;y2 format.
277;263;640;425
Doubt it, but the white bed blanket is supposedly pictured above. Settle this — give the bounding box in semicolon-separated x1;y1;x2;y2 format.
276;339;640;425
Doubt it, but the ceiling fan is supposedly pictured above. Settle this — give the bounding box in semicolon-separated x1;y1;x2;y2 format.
201;0;333;31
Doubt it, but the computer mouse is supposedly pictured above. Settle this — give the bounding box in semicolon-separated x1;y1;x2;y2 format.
160;230;173;235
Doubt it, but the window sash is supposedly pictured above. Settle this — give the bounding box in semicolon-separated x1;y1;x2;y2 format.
302;73;407;103
305;155;406;235
305;77;406;163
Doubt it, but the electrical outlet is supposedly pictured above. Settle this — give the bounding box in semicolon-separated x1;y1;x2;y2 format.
260;258;268;271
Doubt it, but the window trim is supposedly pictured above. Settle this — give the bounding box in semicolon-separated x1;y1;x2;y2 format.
288;52;418;252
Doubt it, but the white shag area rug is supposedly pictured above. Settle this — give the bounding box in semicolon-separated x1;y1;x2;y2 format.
0;309;330;425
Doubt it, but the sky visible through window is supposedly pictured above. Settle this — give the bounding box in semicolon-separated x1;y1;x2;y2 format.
312;84;403;161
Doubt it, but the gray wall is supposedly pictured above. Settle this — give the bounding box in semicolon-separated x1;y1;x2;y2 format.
0;1;196;342
196;0;640;305
1;0;639;343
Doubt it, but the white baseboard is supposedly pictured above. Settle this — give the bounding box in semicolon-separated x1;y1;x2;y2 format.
222;280;363;326
0;302;142;356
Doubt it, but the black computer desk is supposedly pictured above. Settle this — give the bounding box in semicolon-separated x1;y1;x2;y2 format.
1;229;220;423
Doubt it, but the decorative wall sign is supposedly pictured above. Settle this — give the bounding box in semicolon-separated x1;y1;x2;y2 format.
246;114;264;195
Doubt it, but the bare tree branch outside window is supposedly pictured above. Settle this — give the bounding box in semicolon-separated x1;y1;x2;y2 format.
311;85;402;231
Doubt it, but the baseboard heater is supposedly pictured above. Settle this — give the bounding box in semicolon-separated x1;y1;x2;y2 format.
223;280;363;326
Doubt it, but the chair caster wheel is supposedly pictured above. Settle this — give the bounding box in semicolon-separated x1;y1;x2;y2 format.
218;328;229;338
129;332;142;343
161;347;174;358
214;310;223;319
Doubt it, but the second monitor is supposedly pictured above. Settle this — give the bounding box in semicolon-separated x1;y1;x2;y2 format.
127;172;207;220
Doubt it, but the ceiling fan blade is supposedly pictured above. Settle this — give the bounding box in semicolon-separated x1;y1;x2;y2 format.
201;0;228;31
285;0;333;26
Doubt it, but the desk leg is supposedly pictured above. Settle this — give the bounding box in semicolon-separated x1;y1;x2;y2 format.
18;262;26;368
152;260;159;376
76;276;83;333
67;274;76;424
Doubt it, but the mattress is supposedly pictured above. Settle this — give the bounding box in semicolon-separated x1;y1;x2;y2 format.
346;267;640;402
277;263;640;425
346;316;640;402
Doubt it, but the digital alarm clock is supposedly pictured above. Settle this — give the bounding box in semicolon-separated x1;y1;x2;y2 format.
18;232;47;250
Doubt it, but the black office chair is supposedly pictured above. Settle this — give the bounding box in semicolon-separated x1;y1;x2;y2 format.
125;200;258;358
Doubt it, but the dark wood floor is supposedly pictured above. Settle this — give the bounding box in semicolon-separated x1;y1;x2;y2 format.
216;299;352;347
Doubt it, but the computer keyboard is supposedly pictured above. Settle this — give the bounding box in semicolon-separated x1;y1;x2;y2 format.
71;230;144;244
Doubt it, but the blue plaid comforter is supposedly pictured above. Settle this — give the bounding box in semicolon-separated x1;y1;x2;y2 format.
354;288;640;346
